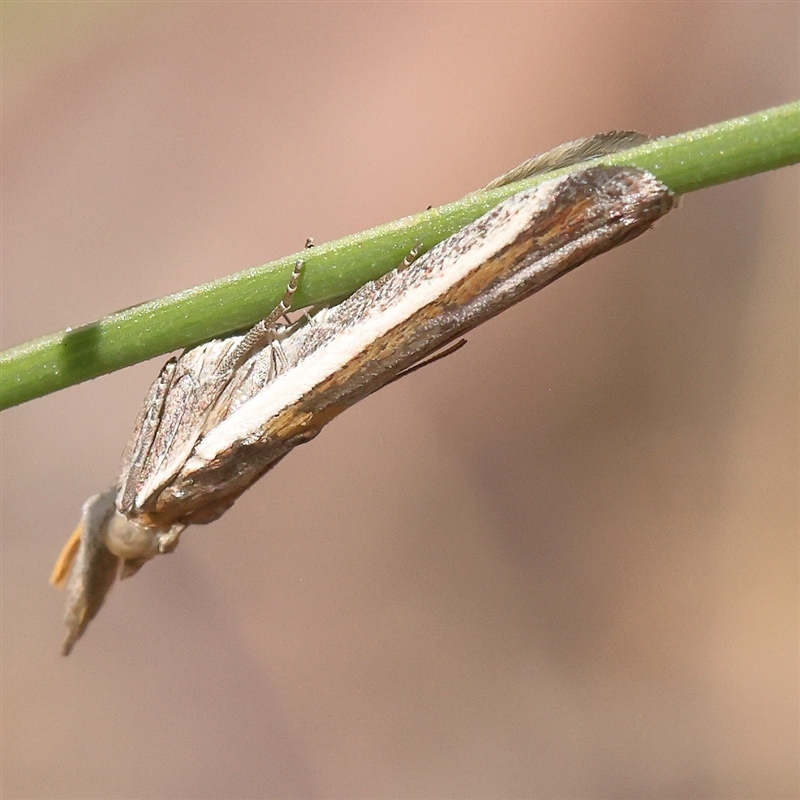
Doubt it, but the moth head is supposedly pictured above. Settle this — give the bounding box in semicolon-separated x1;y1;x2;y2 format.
104;509;183;577
50;489;184;655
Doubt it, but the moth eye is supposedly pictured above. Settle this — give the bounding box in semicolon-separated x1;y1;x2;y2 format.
104;512;161;561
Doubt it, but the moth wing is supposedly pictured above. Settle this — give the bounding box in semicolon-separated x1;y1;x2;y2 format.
117;358;177;515
119;339;239;516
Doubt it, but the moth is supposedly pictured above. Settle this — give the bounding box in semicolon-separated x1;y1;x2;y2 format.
51;134;676;654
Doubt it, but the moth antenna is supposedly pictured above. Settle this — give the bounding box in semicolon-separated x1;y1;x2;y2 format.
50;524;83;588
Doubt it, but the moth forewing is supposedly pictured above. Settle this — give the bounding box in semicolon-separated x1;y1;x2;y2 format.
118;335;255;521
116;358;177;516
167;167;675;512
184;179;572;470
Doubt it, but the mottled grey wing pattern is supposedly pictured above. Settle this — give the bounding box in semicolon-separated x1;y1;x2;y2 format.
116;338;242;518
152;168;675;524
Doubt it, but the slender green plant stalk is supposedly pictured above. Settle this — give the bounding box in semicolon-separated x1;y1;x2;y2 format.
2;102;799;410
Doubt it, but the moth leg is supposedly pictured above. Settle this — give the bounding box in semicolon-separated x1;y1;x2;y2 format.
217;256;304;376
398;242;424;271
386;338;468;386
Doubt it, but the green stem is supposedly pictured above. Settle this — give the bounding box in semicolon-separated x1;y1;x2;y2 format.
2;102;799;410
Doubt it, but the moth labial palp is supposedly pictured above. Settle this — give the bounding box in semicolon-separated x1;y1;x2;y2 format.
52;160;676;654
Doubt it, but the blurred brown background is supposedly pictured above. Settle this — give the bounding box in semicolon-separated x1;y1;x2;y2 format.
1;3;797;798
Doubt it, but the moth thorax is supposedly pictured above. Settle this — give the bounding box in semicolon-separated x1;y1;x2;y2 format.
104;512;162;561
